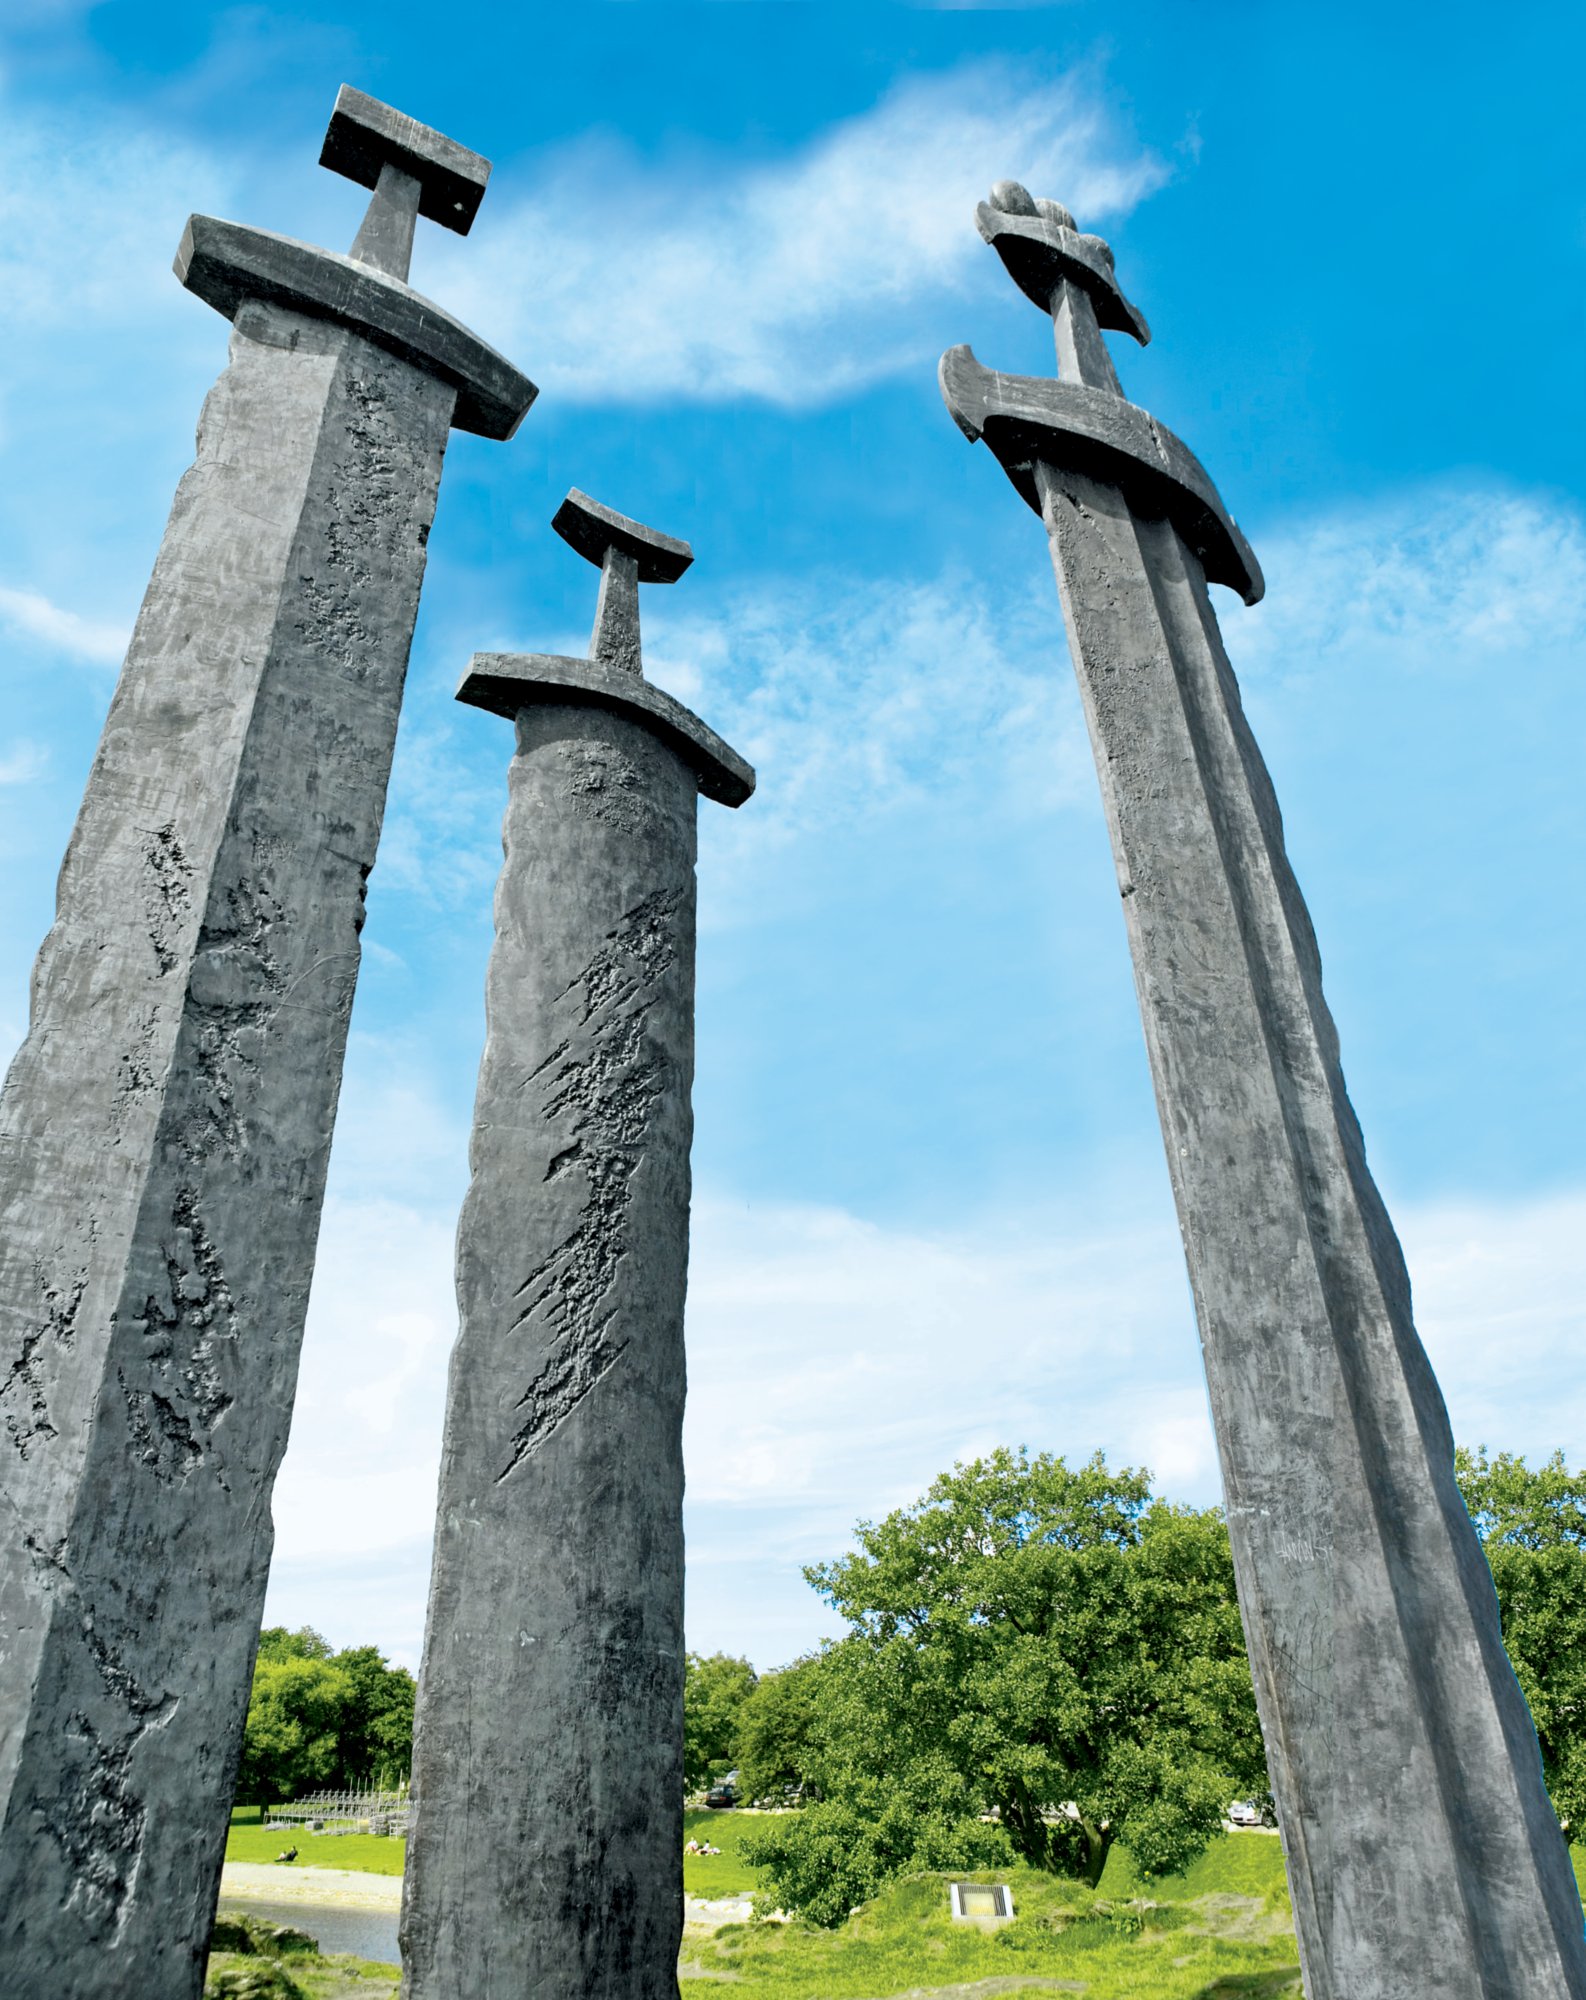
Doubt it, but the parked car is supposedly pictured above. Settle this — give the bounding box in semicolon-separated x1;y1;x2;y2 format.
1226;1800;1263;1827
704;1780;737;1809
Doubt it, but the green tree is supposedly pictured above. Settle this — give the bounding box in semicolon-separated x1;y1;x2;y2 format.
234;1627;417;1803
683;1651;757;1793
1457;1446;1586;1834
236;1652;351;1806
736;1653;828;1803
745;1448;1265;1921
331;1645;417;1787
255;1625;335;1665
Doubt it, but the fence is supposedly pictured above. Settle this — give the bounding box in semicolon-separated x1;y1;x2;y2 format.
266;1787;414;1836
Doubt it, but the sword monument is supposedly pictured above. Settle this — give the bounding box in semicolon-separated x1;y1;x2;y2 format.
940;181;1586;2000
0;87;535;1998
400;490;752;2000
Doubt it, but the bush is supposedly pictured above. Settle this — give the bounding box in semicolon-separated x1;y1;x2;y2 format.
742;1797;1012;1928
204;1963;307;2000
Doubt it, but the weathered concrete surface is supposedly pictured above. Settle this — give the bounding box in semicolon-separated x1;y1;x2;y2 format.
402;709;697;2000
0;302;453;1999
943;185;1586;2000
176;217;532;439
0;89;534;2000
401;500;751;2000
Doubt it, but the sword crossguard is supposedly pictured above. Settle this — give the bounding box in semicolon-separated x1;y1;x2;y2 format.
456;492;752;808
940;182;1263;604
552;490;693;680
321;86;492;281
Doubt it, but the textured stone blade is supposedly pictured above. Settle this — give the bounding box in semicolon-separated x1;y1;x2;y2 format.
400;707;697;2000
1034;455;1586;2000
0;302;456;1999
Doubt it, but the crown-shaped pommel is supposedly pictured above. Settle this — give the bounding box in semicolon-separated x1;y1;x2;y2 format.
553;490;693;680
977;181;1150;346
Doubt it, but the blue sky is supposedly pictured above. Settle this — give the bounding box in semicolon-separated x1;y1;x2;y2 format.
2;1;1583;1673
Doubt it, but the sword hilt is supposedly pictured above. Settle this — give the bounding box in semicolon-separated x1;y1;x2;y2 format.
321;86;492;283
552;490;693;681
977;180;1149;394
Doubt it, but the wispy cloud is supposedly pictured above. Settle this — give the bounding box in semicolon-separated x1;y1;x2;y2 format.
658;567;1091;860
265;1153;1586;1669
0;739;49;785
0;59;1156;412
0;100;234;333
0;583;129;665
374;564;1092;936
1230;486;1586;686
436;61;1165;404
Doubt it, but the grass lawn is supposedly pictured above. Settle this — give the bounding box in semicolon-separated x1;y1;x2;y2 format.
225;1806;756;1888
222;1804;1586;1998
683;1853;1303;2000
206;1949;398;1998
226;1807;406;1878
683;1807;762;1897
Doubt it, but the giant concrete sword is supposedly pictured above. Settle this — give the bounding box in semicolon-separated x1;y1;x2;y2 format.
0;88;535;2000
941;180;1586;2000
399;490;751;2000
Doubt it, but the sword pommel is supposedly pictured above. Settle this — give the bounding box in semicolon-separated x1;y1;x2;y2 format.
457;493;752;807
550;490;692;680
977;180;1150;346
322;86;492;282
322;86;491;235
552;490;694;586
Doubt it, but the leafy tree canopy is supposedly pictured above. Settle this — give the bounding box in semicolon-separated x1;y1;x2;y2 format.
236;1629;416;1806
256;1624;336;1664
684;1651;757;1793
744;1449;1265;1921
1457;1447;1586;1833
735;1653;828;1804
1457;1446;1586;1549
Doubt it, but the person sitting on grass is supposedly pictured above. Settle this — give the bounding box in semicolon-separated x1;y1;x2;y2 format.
273;1845;299;1864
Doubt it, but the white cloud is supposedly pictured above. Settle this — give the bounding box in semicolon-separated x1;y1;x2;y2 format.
0;739;48;785
1230;486;1586;688
0;583;129;665
681;1191;1206;1515
0;60;1157;421
661;568;1091;860
269;1192;457;1563
264;1126;1586;1670
1401;1191;1586;1459
434;61;1165;404
373;565;1093;943
0;100;235;333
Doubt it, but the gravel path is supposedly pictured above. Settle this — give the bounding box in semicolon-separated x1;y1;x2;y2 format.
221;1864;401;1911
221;1865;758;1936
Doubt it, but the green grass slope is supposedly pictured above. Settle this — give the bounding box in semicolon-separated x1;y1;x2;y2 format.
683;1856;1303;1999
